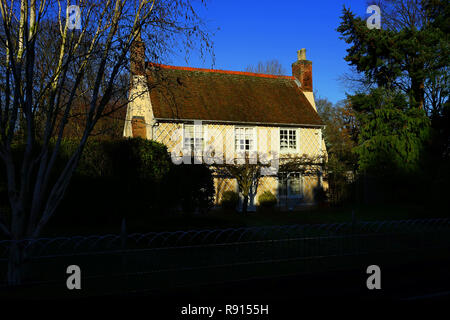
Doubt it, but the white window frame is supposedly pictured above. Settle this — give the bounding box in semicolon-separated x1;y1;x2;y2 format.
182;122;204;152
279;127;299;153
278;172;304;199
234;126;257;152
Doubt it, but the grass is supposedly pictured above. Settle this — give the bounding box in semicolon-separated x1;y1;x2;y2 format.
2;245;449;299
39;202;449;237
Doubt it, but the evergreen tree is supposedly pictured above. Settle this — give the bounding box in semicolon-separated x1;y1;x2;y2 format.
337;0;449;111
350;87;430;175
337;1;448;204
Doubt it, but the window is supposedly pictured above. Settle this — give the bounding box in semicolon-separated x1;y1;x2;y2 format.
235;127;255;151
183;123;204;151
278;172;303;198
280;128;297;152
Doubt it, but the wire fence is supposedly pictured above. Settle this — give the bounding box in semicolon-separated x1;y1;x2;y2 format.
0;218;449;288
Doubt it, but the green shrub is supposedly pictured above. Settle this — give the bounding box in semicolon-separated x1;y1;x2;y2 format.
258;191;277;209
221;191;239;211
2;137;217;231
168;164;215;214
56;137;174;224
313;185;328;206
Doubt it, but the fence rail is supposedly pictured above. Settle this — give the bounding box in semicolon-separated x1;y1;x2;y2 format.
1;218;449;259
1;218;449;288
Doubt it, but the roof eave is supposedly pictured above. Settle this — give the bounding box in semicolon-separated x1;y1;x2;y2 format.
153;117;324;128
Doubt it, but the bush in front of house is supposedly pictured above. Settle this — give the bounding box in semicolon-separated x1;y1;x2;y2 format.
56;138;205;223
2;137;217;233
53;137;174;225
313;185;328;206
258;191;277;209
221;191;239;211
167;163;215;214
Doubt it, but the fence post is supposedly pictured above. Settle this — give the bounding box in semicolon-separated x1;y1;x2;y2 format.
351;210;357;254
121;218;127;249
351;210;356;233
120;218;128;292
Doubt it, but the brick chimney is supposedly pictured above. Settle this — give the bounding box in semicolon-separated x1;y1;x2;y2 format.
128;32;148;139
131;116;147;138
130;32;145;76
292;48;313;92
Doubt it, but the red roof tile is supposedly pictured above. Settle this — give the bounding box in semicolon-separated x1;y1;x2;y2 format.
146;63;324;126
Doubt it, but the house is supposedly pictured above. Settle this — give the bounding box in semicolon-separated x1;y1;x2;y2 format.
124;38;327;209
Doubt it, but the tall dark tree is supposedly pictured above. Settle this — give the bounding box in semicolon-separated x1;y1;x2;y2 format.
338;0;449;111
350;87;430;175
337;0;449;204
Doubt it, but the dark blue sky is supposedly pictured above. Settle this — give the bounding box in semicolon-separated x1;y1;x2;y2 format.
171;0;369;104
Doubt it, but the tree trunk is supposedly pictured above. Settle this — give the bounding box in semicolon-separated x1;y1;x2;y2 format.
242;195;248;214
7;241;27;286
411;77;425;109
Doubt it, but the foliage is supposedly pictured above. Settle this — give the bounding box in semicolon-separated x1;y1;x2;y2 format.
52;138;170;223
324;156;354;205
105;138;171;183
313;185;328;205
316;97;358;164
51;138;215;226
221;191;239;211
337;2;449;111
337;2;449;205
315;96;358;205
258;191;277;209
351;88;431;176
168;164;215;214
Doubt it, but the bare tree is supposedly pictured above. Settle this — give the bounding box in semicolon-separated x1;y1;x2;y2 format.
279;154;326;175
245;59;286;75
371;0;429;31
0;0;213;285
213;153;270;214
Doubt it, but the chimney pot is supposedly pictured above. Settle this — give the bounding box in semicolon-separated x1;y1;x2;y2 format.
297;48;306;61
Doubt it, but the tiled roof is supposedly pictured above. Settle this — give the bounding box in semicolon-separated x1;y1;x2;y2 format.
146;64;324;126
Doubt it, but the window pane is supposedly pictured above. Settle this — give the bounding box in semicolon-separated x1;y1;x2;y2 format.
184;125;193;137
183;138;191;149
280;138;288;149
289;140;296;149
280;129;297;151
184;124;203;150
288;173;301;196
194;126;203;138
290;130;296;149
236;127;254;151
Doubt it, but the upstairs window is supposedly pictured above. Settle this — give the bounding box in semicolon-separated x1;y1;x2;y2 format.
235;127;255;151
183;123;204;151
280;128;297;152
